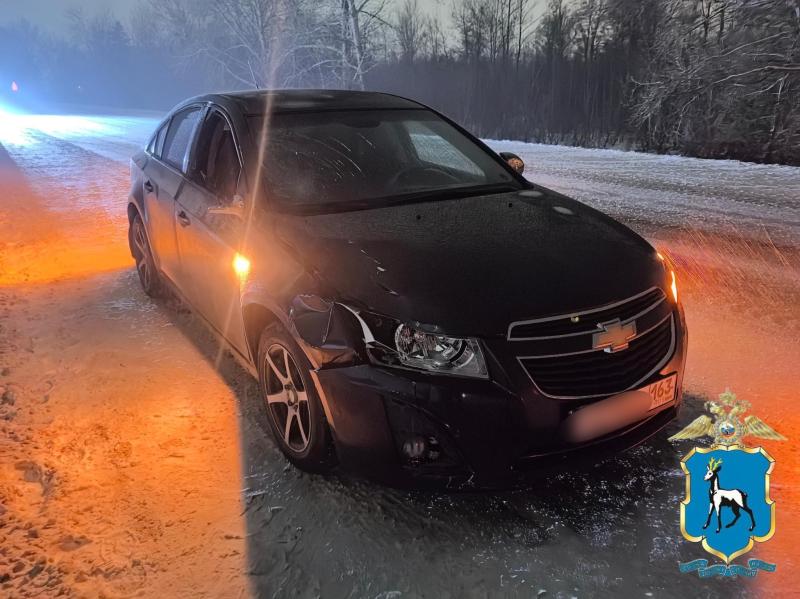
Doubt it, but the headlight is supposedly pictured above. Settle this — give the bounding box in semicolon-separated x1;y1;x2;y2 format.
393;324;488;377
669;269;678;303
352;310;488;379
656;250;679;303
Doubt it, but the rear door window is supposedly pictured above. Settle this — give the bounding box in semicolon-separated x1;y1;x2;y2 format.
162;107;202;172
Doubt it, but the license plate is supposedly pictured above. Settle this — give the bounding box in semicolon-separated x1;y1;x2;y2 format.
564;374;679;442
645;374;677;411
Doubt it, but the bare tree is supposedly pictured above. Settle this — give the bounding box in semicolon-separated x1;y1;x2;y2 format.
424;15;448;59
574;0;609;64
396;0;424;62
537;0;574;62
629;0;800;161
145;0;298;88
515;0;535;69
337;0;390;89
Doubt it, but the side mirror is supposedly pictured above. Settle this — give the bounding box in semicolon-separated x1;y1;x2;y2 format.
499;152;525;175
207;193;245;218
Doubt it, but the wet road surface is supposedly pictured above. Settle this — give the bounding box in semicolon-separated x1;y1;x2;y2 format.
0;114;798;598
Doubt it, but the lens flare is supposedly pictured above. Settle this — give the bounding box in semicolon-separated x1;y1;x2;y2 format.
11;80;19;93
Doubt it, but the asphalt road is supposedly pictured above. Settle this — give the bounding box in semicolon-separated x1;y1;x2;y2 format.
0;113;797;598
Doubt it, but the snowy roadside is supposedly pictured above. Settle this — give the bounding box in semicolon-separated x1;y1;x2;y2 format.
0;142;250;598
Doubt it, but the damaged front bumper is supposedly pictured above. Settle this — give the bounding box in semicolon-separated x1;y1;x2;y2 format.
309;359;684;490
310;365;511;489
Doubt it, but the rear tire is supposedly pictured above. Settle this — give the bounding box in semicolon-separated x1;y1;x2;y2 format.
129;213;164;298
257;323;337;473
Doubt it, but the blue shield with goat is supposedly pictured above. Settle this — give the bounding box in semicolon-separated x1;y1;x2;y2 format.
681;445;774;563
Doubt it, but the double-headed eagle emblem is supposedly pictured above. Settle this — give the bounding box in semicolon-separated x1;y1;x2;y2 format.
669;390;786;446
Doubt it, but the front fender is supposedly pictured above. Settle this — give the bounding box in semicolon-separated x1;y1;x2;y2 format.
289;295;365;368
240;283;365;370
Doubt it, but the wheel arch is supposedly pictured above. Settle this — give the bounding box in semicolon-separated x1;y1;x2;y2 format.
242;302;284;365
241;295;364;370
127;201;141;224
126;201;151;259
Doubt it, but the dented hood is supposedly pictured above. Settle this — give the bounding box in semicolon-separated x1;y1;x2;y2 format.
276;190;665;337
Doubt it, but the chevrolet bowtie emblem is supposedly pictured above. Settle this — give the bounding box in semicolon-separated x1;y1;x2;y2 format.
593;319;636;353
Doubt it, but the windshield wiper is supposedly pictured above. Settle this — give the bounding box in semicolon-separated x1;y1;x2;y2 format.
283;183;522;215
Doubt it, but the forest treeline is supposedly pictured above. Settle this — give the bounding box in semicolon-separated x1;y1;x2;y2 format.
1;0;798;165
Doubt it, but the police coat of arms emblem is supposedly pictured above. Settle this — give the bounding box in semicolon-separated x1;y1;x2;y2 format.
669;390;786;577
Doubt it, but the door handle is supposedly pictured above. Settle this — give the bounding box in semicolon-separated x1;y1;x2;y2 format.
143;180;154;193
177;210;191;227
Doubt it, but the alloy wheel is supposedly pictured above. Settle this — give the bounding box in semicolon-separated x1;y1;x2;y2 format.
132;220;152;290
263;343;312;453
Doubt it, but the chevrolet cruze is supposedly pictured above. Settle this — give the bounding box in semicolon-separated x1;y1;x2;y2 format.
127;90;687;488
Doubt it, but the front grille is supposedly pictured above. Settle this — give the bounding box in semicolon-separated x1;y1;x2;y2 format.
519;315;674;398
508;288;665;339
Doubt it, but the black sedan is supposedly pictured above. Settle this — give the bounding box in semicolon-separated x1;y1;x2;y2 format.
127;90;687;488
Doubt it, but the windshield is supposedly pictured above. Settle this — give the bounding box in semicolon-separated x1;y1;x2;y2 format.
248;109;519;211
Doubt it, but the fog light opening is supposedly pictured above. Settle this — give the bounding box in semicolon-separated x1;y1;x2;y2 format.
402;436;427;461
401;435;444;464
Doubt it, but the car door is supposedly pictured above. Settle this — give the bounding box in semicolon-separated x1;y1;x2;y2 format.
142;106;203;285
174;107;248;354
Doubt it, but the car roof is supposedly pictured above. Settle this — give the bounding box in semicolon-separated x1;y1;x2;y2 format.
180;89;427;116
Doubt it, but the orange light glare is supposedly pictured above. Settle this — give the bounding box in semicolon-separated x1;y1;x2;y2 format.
233;253;250;279
670;270;678;303
656;252;664;261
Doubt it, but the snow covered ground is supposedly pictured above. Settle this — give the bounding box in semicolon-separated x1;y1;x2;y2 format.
489;139;800;247
0;112;797;598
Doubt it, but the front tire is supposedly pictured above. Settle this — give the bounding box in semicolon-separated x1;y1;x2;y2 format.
257;323;337;473
129;213;163;298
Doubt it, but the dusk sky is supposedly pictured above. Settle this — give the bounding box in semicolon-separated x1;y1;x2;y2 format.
0;0;550;40
1;0;139;31
0;0;462;34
